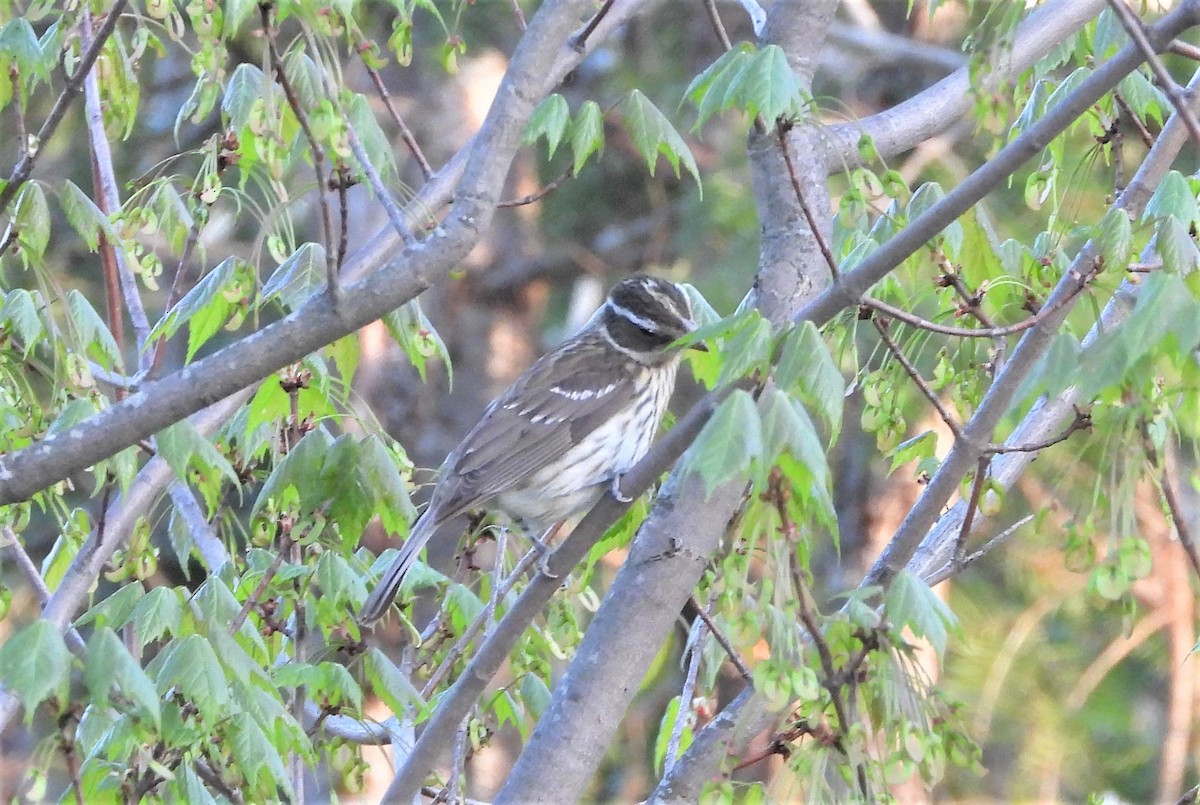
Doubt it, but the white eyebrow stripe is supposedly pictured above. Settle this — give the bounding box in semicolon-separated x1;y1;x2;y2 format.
609;300;662;333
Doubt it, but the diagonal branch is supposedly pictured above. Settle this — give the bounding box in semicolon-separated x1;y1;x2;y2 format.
0;0;131;215
0;0;650;509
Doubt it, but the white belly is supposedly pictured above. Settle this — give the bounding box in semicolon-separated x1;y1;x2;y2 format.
498;361;678;527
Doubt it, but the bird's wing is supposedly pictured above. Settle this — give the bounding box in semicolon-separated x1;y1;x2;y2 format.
428;338;637;519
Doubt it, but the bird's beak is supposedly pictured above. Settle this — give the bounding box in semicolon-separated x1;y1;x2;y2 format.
683;319;708;351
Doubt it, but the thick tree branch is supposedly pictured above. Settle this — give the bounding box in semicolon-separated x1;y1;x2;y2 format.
904;67;1200;583
0;0;652;508
383;385;738;803
814;0;1107;170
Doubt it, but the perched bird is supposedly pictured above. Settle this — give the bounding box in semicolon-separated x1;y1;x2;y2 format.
359;274;701;624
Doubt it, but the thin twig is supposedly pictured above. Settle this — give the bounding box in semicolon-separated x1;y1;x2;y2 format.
924;514;1035;587
335;167;350;273
1139;419;1200;581
1106;0;1200;152
664;616;705;774
1114;92;1156;148
701;0;734;51
362;61;434;179
688;594;752;683
569;0;615;51
777;121;839;280
262;3;338;298
509;0;528;30
985;407;1091;454
497;166;574;208
859;273;1093;337
9;65;26;164
790;555;870;800
420;547;541;697
872;317;964;439
953;457;991;566
0;0;130;215
228;535;289;636
345;119;413;243
1168;40;1200;62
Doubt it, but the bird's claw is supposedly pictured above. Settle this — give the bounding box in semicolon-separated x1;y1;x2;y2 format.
610;473;634;503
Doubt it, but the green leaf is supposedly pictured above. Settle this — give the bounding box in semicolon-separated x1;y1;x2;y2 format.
774;322;845;440
762;388;827;472
59;180;118;252
75;582;145;630
364;647;424;717
66;290;122;365
221;62;265;131
85;627;162;728
147;256;249;355
155;419;239;489
1156;216;1200;275
729;44;803;123
884;570;957;657
155;635;233;724
1096;207;1133;271
524;93;571;159
347;92;398;183
684;43;754;130
1142;171;1199;228
13;181;49;261
125;586;184;648
0;620;70;719
653;696;692;774
888;430;937;474
0;18;46;79
228;712;291;797
384;298;452;383
570;100;605;174
684;389;763;497
716;314;772;385
619;90;701;190
358;435;417;534
262;242;327;311
3;287;43;349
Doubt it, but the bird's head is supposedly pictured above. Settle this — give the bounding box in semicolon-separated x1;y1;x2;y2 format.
599;274;703;361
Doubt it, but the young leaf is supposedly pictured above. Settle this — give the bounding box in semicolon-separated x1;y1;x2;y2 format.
13;181;49;261
774;321;845;440
683;389;763;497
384;298;452;383
1096;207;1133;271
3;287;44;349
59;180;118;252
261;242;327;311
684;43;754;130
364;647;425;718
884;570;958;657
619;90;701;190
85;627;162;728
524;93;571;159
729;44;803;123
124;586;185;648
570;100;605;174
0;620;71;719
1142;170;1199;228
66;290;122;365
221;62;265;131
154;634;233;723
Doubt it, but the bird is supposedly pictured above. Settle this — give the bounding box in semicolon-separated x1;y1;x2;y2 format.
359;274;702;624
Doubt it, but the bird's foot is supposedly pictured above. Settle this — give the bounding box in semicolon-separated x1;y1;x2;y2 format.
610;472;634;503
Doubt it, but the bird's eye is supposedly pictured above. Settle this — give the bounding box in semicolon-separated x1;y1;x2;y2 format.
637;325;657;338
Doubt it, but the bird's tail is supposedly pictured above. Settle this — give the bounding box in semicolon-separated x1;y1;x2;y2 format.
359;518;433;624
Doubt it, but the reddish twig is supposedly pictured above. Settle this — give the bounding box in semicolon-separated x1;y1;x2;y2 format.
953;457;991;565
362;61;434;179
777;121;840;280
986;407;1092;454
688;594;752;683
498;167;574;208
872;317;964;439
